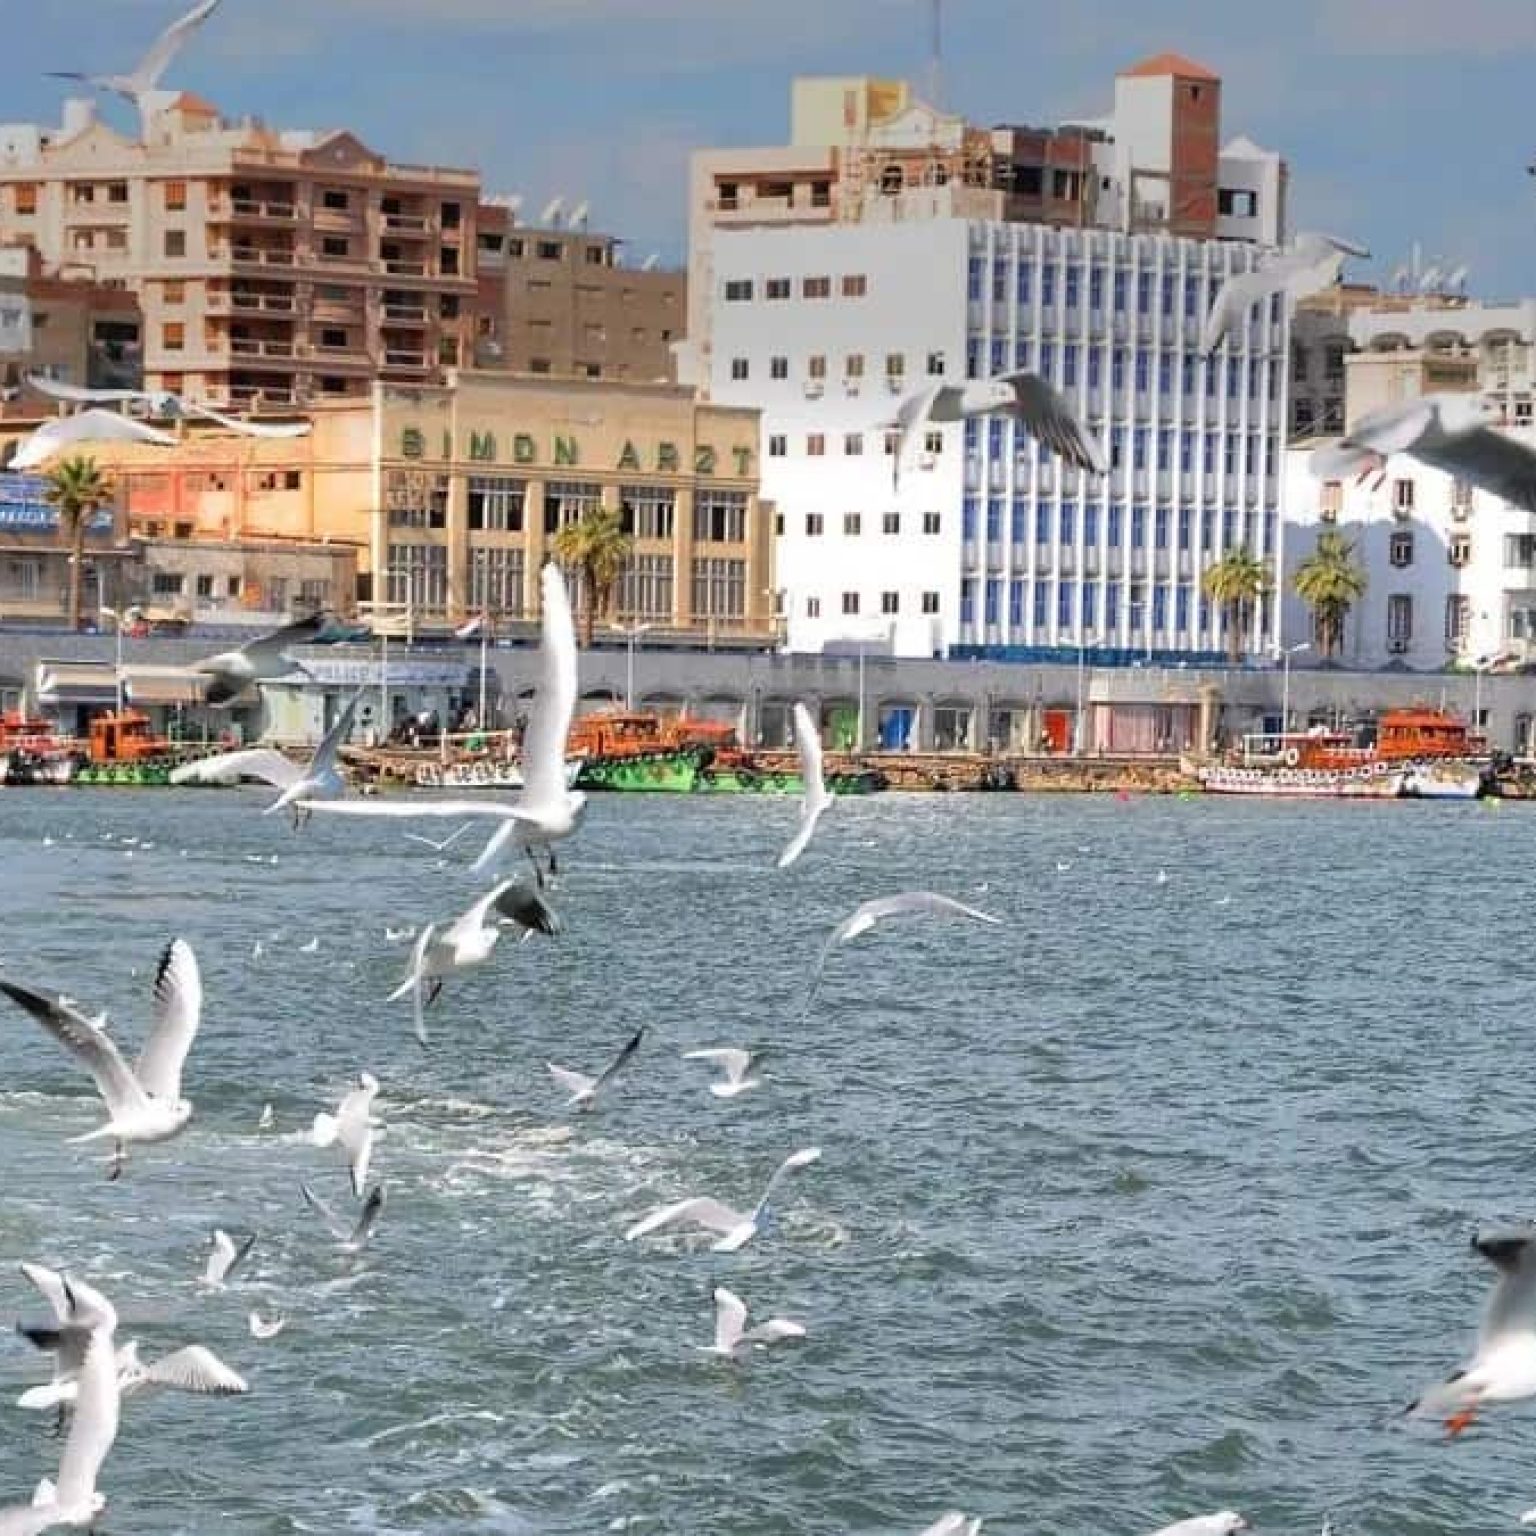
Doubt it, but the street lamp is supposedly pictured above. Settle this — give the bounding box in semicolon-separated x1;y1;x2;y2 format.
1074;633;1099;756
98;605;126;716
1473;649;1502;735
611;621;654;711
1274;641;1311;743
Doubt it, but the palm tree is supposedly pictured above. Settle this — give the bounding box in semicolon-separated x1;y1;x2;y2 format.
43;455;114;633
1201;547;1270;665
1293;529;1367;661
551;503;632;647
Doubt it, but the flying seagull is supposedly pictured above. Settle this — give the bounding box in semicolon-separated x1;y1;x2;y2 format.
403;825;474;854
4;1271;120;1533
682;1046;765;1099
170;689;362;824
1310;392;1536;514
25;374;310;439
624;1147;822;1253
1409;1228;1536;1435
300;1181;386;1255
389;881;561;1045
777;702;832;870
299;562;586;881
8;409;177;472
311;1073;381;1198
705;1286;805;1358
1145;1516;1249;1536
46;0;223;109
1201;231;1369;355
191;613;325;708
248;1311;286;1341
548;1026;645;1112
201;1229;256;1290
917;1516;984;1536
886;373;1105;492
0;938;203;1178
800;892;1001;1022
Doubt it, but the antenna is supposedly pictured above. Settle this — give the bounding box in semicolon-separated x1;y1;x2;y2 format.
641;253;660;271
927;0;944;110
537;195;565;227
568;199;590;230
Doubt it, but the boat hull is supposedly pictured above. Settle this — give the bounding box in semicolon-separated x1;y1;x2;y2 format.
1193;762;1407;798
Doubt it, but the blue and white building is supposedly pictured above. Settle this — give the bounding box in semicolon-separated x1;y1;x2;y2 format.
707;218;1289;662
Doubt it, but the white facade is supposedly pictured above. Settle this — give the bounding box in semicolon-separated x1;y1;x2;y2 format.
708;218;1289;660
1280;439;1536;671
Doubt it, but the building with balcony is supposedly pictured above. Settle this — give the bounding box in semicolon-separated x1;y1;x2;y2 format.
707;218;1286;661
686;56;1286;378
0;471;137;624
0;94;480;410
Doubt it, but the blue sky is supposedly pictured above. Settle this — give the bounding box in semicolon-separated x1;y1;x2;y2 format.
11;0;1536;294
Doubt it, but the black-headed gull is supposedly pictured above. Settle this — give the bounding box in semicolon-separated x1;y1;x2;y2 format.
1201;231;1367;354
625;1147;821;1252
45;0;222;109
777;703;832;869
201;1230;256;1290
311;1074;381;1198
682;1047;765;1099
300;1181;386;1255
0;939;203;1178
191;613;326;708
705;1286;805;1358
548;1026;644;1112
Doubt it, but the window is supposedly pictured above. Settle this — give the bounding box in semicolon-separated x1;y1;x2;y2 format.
693;489;747;543
723;279;753;301
1506;534;1536;568
322;236;349;258
385;543;449;611
926;351;945;376
535;241;562;261
730;358;749;381
802;276;831;299
540;480;602;534
386;469;451;529
161;322;185;351
842;274;868;297
71;183;95;205
151;571;184;597
1387;593;1413;645
883;512;900;535
467;547;526;615
1392;479;1415;515
322;189;350;210
1389;530;1414;568
769;356;788;380
1217;187;1258;219
844;433;863;456
921;591;939;614
1449;533;1471;568
843;512;862;536
765;278;791;300
14;183;36;214
806;596;821;618
845;354;865;378
691;557;746;619
466;475;526;533
923;430;942;455
923;512;941;535
885;353;904;378
806;433;825;457
768;434;787;457
164;280;185;304
807;355;827;379
621;485;677;541
805;513;824;536
107;181;128;204
1445;593;1471;642
841;591;860;615
618;554;674;622
881;591;899;614
194;573;215;599
226;575;240;597
164;230;186;258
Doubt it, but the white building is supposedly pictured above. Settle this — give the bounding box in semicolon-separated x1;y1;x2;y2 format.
1281;438;1536;675
708;218;1289;660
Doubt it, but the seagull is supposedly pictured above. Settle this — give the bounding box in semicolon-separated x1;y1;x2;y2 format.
18;1331;247;1414
1409;1228;1536;1435
25;372;310;440
704;1286;805;1358
46;0;221;108
548;1026;645;1112
682;1047;765;1099
191;613;326;708
403;825;473;854
8;408;176;472
624;1147;822;1252
1310;392;1536;514
300;1181;386;1255
389;881;561;1046
800;892;1001;1022
4;1272;119;1533
169;690;361;825
248;1311;286;1341
201;1230;256;1290
886;372;1105;491
1201;231;1369;354
383;925;416;944
256;1103;274;1131
918;1516;983;1536
1155;868;1170;886
1146;1516;1248;1536
297;563;586;881
311;1073;381;1197
0;938;202;1178
777;702;832;870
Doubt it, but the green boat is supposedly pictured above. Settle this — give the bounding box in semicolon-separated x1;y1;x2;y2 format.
575;748;708;793
693;764;884;796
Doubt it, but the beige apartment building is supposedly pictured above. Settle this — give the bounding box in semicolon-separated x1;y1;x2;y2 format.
0;95;481;410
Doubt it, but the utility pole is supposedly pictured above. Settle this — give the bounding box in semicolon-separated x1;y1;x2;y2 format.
927;0;944;110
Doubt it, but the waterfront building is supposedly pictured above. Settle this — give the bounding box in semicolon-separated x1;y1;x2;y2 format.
0;95;480;409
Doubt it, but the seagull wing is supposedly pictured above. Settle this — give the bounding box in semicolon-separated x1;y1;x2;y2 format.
593;1026;645;1093
179;399;311;439
547;1064;595;1100
0;980;147;1119
683;1047;753;1083
1474;1229;1536;1348
1200;266;1284;355
522;562;579;810
205;1229;255;1286
889;382;951;490
1416;425;1536;514
917;1516;975;1536
300;1181;354;1243
998;373;1106;474
131;0;221;91
309;689;363;778
1308;440;1381;481
23;373;152;407
169;747;303;788
300;798;524;823
1291;230;1371;263
777;702;830;869
835;891;1002;940
488;880;563;936
235;612;326;677
11;410;176;471
139;1345;248;1396
624;1196;744;1242
53;1323;120;1517
712;1287;748;1353
743;1317;807;1344
348;1183;386;1250
135;938;201;1101
754;1146;822;1217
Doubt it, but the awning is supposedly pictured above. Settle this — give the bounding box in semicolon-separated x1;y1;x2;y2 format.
123;667;207;708
35;662;116;707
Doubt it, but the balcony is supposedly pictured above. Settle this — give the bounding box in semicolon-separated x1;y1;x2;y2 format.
230;292;297;315
382;303;429;324
382;213;430;234
213;197;297;222
228;245;297;268
312;296;365;324
383;350;432;370
382;258;428;277
229;337;296;359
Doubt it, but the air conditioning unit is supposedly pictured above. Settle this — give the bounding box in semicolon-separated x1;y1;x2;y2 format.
1451;502;1472;522
918;452;937;470
803;380;824;398
886;374;904;393
1387;638;1409;654
843;379;861;396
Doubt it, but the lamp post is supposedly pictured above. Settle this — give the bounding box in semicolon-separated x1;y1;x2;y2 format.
611;620;654;711
1074;633;1099;756
1275;641;1311;743
98;606;125;716
1473;650;1500;734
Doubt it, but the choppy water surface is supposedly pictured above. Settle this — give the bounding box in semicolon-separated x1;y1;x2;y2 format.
0;787;1531;1533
